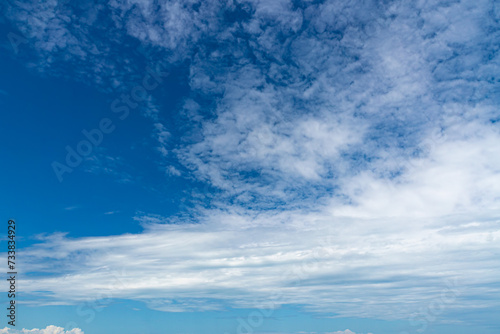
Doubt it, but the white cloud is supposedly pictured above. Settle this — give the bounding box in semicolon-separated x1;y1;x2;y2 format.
19;163;500;318
325;330;356;334
154;122;171;157
166;165;182;177
6;1;499;205
170;0;500;212
0;326;83;334
334;121;500;218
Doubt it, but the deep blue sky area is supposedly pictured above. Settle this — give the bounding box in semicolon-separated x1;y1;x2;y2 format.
1;1;500;334
0;44;193;239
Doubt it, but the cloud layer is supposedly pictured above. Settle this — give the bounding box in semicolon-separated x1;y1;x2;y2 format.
21;195;500;320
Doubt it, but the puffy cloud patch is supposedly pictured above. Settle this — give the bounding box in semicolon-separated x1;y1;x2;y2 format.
0;326;83;334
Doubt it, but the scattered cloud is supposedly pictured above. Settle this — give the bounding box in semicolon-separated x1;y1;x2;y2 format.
0;326;83;334
172;0;500;211
154;122;171;157
325;330;356;334
6;1;499;208
166;165;181;177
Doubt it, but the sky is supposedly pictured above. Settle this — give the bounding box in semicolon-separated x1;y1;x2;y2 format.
0;0;499;333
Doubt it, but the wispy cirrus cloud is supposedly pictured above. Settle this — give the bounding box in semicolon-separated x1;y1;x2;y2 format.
19;180;500;321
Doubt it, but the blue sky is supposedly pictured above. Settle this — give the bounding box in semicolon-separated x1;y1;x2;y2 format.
0;0;499;333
